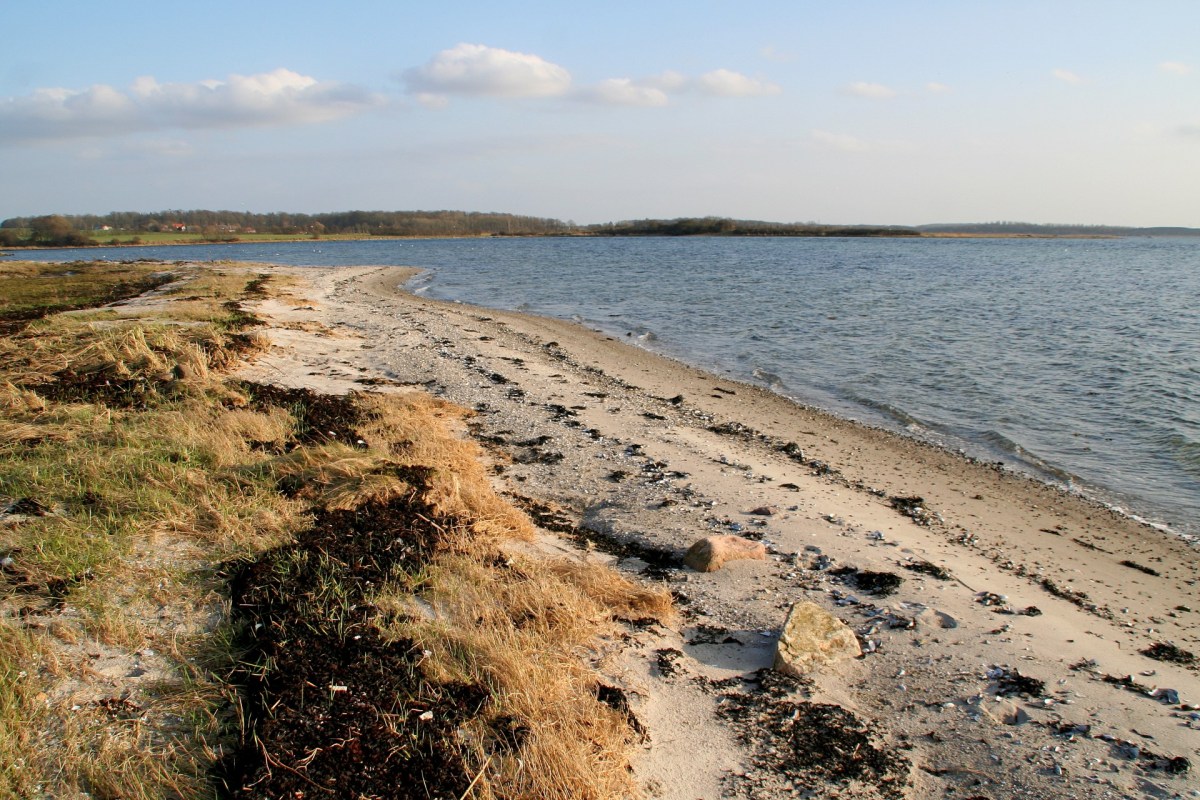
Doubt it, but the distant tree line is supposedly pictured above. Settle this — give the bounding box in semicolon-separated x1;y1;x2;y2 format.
586;217;921;237
5;212;1194;248
0;209;576;241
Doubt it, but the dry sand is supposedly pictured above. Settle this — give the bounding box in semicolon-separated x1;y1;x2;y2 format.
240;264;1200;800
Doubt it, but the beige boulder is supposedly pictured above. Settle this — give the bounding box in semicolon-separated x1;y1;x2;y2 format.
683;535;768;572
773;602;862;676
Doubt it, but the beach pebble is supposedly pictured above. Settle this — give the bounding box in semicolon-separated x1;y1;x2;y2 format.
916;609;959;629
746;505;778;516
683;535;768;573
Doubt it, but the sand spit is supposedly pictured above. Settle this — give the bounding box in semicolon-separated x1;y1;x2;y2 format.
240;265;1199;800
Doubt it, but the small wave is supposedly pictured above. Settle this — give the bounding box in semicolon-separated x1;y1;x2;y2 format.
847;395;926;429
752;368;785;389
977;430;1076;483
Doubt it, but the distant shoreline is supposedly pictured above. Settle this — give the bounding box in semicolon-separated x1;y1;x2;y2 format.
1;230;1141;252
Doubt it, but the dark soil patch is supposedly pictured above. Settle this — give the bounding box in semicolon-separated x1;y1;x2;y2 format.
1141;641;1196;666
902;560;951;580
237;382;366;447
216;495;481;799
717;671;909;799
990;667;1046;698
853;570;904;597
831;566;905;597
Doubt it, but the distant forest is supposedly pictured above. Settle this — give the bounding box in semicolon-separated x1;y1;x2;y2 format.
0;210;573;242
2;210;1197;247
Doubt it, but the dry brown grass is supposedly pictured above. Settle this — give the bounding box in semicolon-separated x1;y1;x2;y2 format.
359;393;673;799
2;262;673;800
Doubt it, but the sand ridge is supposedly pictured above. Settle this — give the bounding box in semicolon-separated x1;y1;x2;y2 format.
239;264;1200;800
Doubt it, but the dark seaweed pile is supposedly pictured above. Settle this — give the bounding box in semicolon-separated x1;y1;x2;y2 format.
717;670;910;799
214;390;485;799
216;498;479;799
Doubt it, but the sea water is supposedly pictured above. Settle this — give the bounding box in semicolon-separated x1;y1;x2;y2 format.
12;235;1199;535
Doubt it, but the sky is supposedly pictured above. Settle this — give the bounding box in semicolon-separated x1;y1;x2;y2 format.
2;1;1198;226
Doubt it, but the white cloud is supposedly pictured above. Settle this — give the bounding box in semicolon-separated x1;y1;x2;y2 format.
575;78;669;107
640;70;689;92
0;68;381;144
1160;61;1193;75
571;68;779;107
402;43;571;101
1053;68;1084;85
811;129;871;152
926;82;952;94
695;69;781;97
845;81;896;99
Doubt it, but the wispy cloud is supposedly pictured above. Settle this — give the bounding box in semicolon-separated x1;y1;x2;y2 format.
0;68;381;144
925;82;952;94
403;45;778;108
1053;68;1084;85
402;43;572;101
573;68;778;105
1160;61;1193;75
844;81;896;99
574;78;670;107
695;69;781;97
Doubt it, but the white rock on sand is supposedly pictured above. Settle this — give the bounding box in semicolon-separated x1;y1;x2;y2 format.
773;601;862;676
237;264;1200;800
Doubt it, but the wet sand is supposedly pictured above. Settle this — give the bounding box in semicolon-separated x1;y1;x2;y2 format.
241;264;1199;799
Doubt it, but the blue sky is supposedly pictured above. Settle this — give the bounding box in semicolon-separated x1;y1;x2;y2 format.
2;1;1197;226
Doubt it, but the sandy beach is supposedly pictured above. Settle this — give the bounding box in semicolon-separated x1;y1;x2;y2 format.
239;264;1199;800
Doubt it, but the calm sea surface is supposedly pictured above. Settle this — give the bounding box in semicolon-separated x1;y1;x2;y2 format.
11;236;1199;536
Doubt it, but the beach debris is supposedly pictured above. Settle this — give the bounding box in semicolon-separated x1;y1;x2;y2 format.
1141;642;1196;666
976;591;1008;607
831;566;904;597
745;505;778;517
1119;559;1161;577
773;602;861;676
655;648;685;677
1150;688;1181;704
988;666;1046;698
777;441;806;462
853;570;904;597
889;495;933;525
683;535;767;572
902;559;951;580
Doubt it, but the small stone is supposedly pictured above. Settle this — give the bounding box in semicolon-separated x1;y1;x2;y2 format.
772;601;861;676
746;505;778;517
683;535;768;572
916;609;959;629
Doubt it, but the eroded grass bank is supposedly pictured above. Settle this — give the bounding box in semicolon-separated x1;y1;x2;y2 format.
0;261;669;799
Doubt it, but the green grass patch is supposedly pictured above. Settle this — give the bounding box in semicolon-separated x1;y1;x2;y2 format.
0;261;176;331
